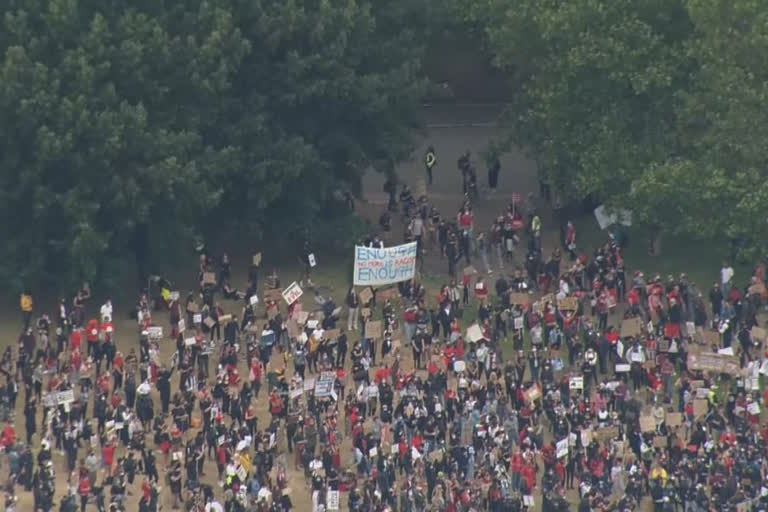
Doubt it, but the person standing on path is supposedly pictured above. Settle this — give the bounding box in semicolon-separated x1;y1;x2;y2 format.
19;289;33;331
424;146;436;185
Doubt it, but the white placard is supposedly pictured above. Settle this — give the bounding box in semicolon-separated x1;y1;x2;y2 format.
250;294;259;306
369;447;377;458
193;313;202;324
185;337;196;347
748;402;760;415
282;281;304;305
523;495;534;507
353;243;418;286
147;326;163;339
631;352;643;363
308;253;317;268
290;388;303;399
616;341;624;358
170;291;180;301
178;319;186;333
615;364;630;373
57;389;75;405
453;360;466;373
556;438;569;458
326;490;339;511
514;316;524;330
569;376;583;390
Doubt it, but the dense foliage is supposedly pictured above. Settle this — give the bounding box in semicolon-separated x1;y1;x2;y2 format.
465;0;768;253
0;0;429;289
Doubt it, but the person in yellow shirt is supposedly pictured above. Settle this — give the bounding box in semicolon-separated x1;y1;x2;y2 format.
20;289;33;330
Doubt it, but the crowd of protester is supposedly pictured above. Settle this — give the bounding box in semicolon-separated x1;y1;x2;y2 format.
5;152;768;512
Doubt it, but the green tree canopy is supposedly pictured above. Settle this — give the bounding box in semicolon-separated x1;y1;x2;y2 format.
466;0;768;253
0;0;428;290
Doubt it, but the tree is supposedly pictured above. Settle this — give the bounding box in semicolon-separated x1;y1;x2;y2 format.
467;0;768;254
0;0;429;290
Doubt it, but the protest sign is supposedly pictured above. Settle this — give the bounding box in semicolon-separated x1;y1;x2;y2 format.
184;337;196;347
693;399;708;419
513;316;524;330
202;272;216;285
558;296;578;311
353;242;417;286
752;326;767;344
326;490;339;510
509;293;530;306
653;436;667;448
620;317;643;338
532;301;545;314
178;319;186;334
687;351;740;374
147;326;163;339
666;413;682;427
453;360;466;373
701;330;720;347
366;321;383;339
323;329;340;341
615;364;630;373
308;254;317;267
639;415;655;433
57;389;75;405
378;288;400;301
193;313;202;324
594;205;632;229
556;438;569;458
303;379;315;392
569;376;584;390
290;388;303;400
466;325;485;343
297;311;309;325
359;287;374;304
252;253;262;266
524;383;541;403
281;282;303;305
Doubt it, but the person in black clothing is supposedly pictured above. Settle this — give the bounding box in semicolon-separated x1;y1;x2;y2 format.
224;316;239;346
487;155;500;191
156;366;172;414
336;332;347;369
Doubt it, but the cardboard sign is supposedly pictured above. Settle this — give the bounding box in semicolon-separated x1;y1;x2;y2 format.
524;383;542;403
540;293;555;306
701;330;720;347
463;266;478;276
639;415;655;433
204;317;215;329
509;292;530;306
429;450;443;462
466;325;485;343
653;436;667;448
359;287;373;305
252;253;262;267
203;272;216;285
323;329;340;341
187;302;200;313
752;327;767;343
558;296;578;311
366;321;383;339
620;317;643;338
296;311;309;325
378;288;400;301
687;352;740;374
665;412;682;427
532;301;545;315
219;314;232;324
282;281;303;305
693;399;708;419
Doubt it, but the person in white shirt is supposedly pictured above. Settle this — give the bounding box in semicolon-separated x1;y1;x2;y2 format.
720;261;734;288
100;298;113;322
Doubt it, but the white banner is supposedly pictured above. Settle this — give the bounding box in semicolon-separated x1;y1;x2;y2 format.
353;242;418;286
282;281;303;305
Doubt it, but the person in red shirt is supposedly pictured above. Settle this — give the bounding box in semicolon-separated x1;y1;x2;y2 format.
79;474;91;512
85;319;99;356
249;360;262;398
1;424;15;448
103;438;117;472
70;328;83;354
474;277;488;301
112;351;124;390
